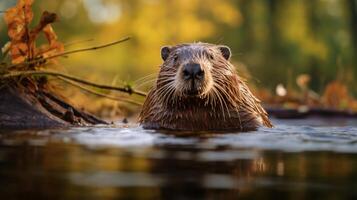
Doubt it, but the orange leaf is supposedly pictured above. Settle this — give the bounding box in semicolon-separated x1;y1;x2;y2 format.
30;11;58;39
10;43;29;64
4;0;34;64
40;24;64;57
31;11;62;59
3;0;63;65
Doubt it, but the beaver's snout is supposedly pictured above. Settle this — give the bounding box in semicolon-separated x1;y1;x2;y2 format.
182;62;205;96
182;63;204;81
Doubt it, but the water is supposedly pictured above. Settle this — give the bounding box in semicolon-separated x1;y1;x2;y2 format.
0;118;357;199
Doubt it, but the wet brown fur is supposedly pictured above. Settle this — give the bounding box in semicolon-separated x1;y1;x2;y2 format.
139;43;273;131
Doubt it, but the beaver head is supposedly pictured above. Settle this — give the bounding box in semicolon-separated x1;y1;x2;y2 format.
140;43;272;131
159;43;231;98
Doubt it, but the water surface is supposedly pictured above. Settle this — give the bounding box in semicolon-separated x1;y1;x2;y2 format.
0;118;357;199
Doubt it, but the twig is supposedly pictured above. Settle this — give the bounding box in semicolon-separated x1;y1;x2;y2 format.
58;77;143;106
7;37;131;69
1;70;147;97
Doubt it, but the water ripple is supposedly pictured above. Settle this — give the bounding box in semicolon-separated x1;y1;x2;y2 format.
1;119;357;153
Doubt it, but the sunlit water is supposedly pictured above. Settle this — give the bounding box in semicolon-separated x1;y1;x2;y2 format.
0;118;357;199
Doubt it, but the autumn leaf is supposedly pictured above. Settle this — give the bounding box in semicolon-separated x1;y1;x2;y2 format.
4;0;34;29
4;0;34;64
39;24;64;58
30;10;58;39
3;0;64;66
32;11;64;59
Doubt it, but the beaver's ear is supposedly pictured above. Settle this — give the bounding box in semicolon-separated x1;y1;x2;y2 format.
219;46;231;60
161;46;171;61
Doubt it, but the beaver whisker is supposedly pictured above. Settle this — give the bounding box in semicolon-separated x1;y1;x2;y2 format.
212;82;236;107
162;84;176;104
155;83;174;100
215;87;230;120
157;72;177;75
208;89;217;107
157;75;175;79
157;75;176;80
211;69;230;78
157;74;176;78
204;92;210;106
157;77;176;82
156;82;176;106
161;89;173;106
134;73;157;84
206;90;217;113
134;78;158;89
157;78;176;85
155;82;172;95
210;87;228;120
157;90;172;106
212;80;241;112
157;75;175;80
157;76;176;82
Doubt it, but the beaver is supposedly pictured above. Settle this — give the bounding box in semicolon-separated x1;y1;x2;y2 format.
139;43;273;131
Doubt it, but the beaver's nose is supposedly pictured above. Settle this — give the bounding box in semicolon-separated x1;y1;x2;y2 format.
182;63;204;80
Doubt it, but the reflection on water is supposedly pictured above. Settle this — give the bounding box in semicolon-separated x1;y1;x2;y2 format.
0;118;357;199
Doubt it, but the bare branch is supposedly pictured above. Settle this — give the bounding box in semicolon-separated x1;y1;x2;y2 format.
7;37;131;69
1;70;147;97
58;77;143;106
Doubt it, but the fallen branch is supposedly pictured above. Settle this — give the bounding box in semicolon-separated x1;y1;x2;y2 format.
1;70;147;97
58;77;143;106
7;37;131;69
40;91;108;124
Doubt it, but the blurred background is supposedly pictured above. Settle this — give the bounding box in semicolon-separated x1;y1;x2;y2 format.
1;0;356;118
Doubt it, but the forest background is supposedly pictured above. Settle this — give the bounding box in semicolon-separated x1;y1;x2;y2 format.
1;0;356;118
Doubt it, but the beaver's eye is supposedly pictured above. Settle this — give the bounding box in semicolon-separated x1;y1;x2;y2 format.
173;55;178;62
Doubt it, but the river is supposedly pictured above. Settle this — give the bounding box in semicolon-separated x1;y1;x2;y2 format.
0;117;356;199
